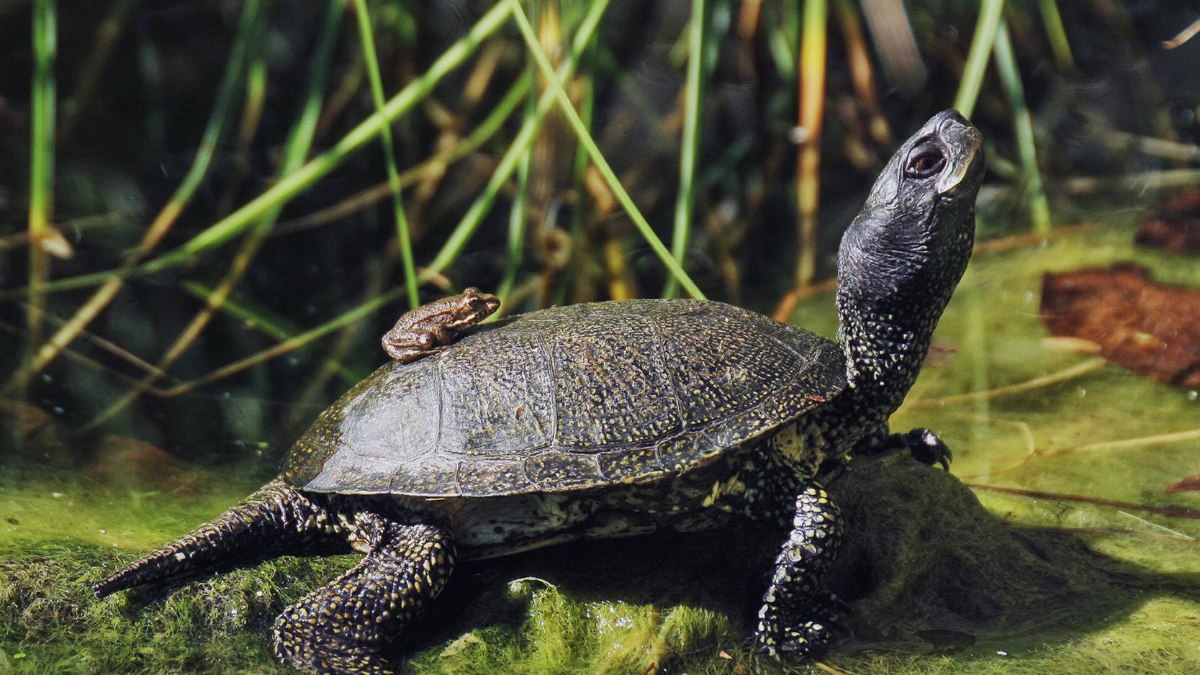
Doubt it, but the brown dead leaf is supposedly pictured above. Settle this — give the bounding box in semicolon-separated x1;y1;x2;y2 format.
1041;264;1200;388
83;434;201;493
1166;475;1200;494
1135;187;1200;255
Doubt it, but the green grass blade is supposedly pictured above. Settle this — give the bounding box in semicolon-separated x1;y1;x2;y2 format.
420;0;613;280
553;32;598;307
994;20;1052;233
953;0;1005;118
795;0;827;290
353;0;420;310
271;70;531;239
764;1;799;81
164;288;405;396
182;282;364;383
664;0;708;298
84;0;346;428
166;1;511;261
26;0;57;358
4;0;267;392
16;2;513;297
507;0;706;300
1038;0;1075;70
149;0;267;245
496;82;535;306
8;1;516;296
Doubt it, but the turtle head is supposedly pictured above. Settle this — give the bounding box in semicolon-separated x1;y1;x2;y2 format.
835;110;984;410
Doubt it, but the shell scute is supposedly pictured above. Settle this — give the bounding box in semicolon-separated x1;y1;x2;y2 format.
283;299;846;497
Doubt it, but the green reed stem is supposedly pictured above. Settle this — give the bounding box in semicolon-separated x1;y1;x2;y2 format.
954;0;1004;118
994;19;1051;234
507;0;706;300
664;0;708;298
165;1;509;263
764;1;799;81
148;0;266;248
273;70;531;238
795;0;826;289
1038;0;1074;71
27;0;57;354
496;84;535;306
162;288;405;397
421;0;612;280
4;0;266;394
84;0;344;428
553;33;597;308
183;284;365;384
23;2;512;296
354;0;420;309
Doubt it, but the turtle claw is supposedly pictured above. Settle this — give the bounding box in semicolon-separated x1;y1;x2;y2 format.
754;616;844;661
754;592;850;661
895;427;953;471
272;621;396;675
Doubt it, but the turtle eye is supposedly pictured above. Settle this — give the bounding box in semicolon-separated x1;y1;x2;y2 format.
904;146;946;179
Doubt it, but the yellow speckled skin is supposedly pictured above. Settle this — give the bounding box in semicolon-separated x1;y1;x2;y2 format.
93;111;984;671
272;516;454;674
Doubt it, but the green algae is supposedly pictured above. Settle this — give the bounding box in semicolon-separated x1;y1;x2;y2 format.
3;221;1200;673
4;452;1195;674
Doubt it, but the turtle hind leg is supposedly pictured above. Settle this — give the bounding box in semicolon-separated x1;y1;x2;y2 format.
94;478;343;598
272;515;455;674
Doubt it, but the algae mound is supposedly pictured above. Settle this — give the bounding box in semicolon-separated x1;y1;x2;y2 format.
2;452;1195;673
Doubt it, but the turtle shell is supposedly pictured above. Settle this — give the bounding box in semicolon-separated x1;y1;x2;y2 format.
282;299;846;497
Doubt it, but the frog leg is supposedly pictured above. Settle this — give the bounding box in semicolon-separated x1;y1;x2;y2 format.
272;514;455;674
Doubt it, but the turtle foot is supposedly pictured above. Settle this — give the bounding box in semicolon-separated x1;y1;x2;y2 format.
273;619;396;675
754;591;851;660
893;427;953;471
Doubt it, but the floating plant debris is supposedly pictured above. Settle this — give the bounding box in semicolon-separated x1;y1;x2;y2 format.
1134;187;1200;255
1040;264;1200;387
1165;475;1200;494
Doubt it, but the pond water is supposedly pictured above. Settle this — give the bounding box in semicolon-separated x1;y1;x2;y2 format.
3;218;1198;674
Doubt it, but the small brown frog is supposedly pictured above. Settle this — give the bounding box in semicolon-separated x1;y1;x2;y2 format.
382;287;500;363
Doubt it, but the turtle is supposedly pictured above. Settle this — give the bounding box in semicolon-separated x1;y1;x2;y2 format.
93;109;985;673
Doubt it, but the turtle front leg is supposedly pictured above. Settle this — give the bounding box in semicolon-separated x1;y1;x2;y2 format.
891;427;953;470
754;480;845;659
273;514;455;674
855;425;953;470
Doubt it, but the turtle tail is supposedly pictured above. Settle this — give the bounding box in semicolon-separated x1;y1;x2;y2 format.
94;478;342;598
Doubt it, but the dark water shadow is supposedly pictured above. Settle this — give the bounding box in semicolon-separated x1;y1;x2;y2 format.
397;453;1200;665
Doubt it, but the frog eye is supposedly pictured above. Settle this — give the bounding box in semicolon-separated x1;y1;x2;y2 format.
417;334;436;347
466;297;484;310
904;145;946;179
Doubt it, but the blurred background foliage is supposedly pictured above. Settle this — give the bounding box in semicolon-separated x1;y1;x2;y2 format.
0;0;1198;488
